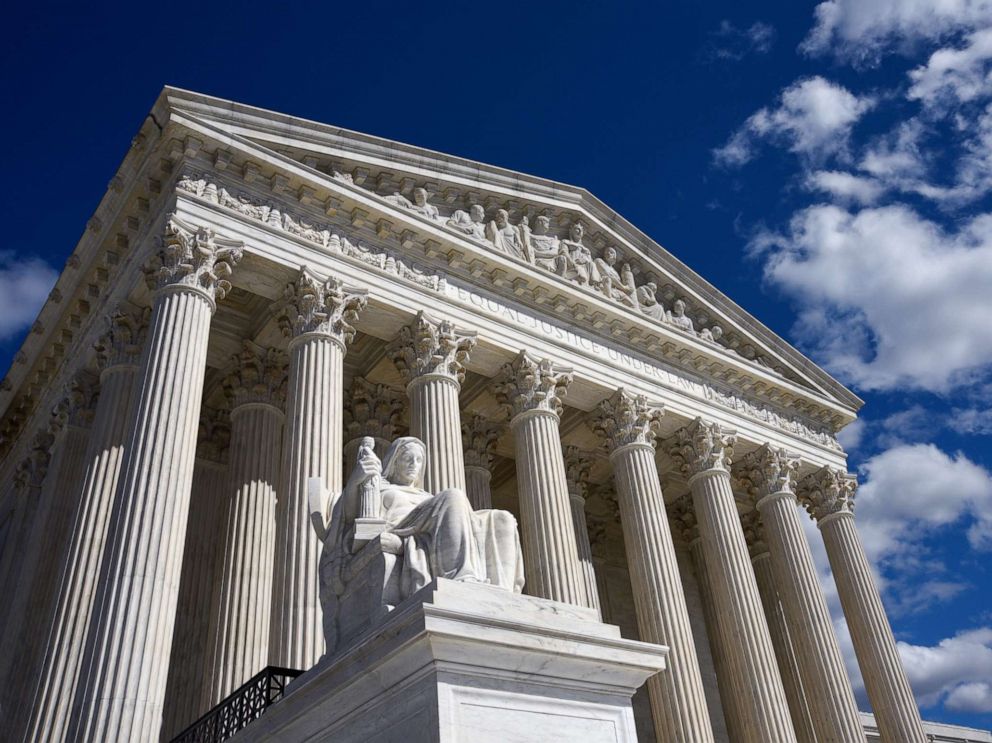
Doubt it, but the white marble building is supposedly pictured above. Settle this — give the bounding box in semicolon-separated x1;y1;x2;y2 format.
0;88;987;743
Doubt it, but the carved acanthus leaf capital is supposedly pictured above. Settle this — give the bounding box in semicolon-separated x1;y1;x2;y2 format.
15;429;55;491
279;267;368;344
667;418;736;477
197;407;231;463
563;446;595;499
667;496;700;545
95;305;150;370
739;508;769;559
493;351;572;419
591;388;663;453
387;312;477;384
462;415;502;470
145;216;243;301
798;466;857;522
52;373;99;429
733;445;800;504
224;341;288;409
344;377;407;443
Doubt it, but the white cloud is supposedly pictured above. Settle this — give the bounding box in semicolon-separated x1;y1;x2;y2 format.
899;627;992;709
705;20;776;61
950;406;992;433
801;0;992;64
0;253;57;341
715;77;874;166
805;170;886;204
944;680;992;712
909;27;992;104
753;204;992;391
836;417;866;449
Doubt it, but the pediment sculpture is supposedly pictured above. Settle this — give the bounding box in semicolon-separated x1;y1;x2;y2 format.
310;436;524;652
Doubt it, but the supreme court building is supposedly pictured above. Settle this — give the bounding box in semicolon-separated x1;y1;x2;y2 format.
0;88;988;743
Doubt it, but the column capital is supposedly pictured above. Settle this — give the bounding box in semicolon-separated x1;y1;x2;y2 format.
494;350;572;421
667;418;736;479
387;311;476;386
279;266;368;346
739;507;770;559
52;372;99;430
666;495;700;545
733;444;801;506
345;377;407;444
563;445;595;499
145;215;244;304
590;388;663;455
95;304;150;372
14;428;54;491
462;414;502;470
223;341;288;410
196;407;231;464
798;466;857;523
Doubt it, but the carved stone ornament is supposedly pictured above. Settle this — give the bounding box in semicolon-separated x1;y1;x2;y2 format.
733;444;800;504
563;446;594;498
387;312;477;384
14;429;55;491
279;266;368;344
94;305;151;371
739;507;769;559
224;341;288;409
798;466;857;522
666;495;700;545
144;215;244;301
52;373;99;430
492;351;572;419
462;415;501;469
668;418;736;477
344;377;407;443
590;388;663;453
197;407;232;463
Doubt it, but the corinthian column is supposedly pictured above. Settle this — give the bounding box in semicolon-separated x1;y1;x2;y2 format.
342;376;406;469
563;446;601;617
740;510;817;743
668;419;796;743
737;447;865;743
799;468;927;743
68;217;243;742
592;390;715;743
388;312;476;494
22;306;145;743
494;352;588;607
270;267;367;671
462;415;501;510
211;343;286;701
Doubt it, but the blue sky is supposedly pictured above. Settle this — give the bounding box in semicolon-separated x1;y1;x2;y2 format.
2;0;991;730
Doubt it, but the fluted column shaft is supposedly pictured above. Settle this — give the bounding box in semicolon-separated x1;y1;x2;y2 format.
751;551;817;743
408;374;465;493
760;491;865;742
612;443;715;742
689;468;796;742
69;286;218;741
161;457;230;739
465;466;494;510
568;492;601;618
510;409;587;605
213;402;283;700
821;511;926;741
23;360;139;743
271;333;343;669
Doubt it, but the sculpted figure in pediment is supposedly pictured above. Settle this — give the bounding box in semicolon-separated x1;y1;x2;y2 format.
670;299;696;334
528;215;570;273
637;282;670;322
594;247;639;309
447;204;487;241
485;209;528;260
699;325;724;344
559;223;600;286
385;187;440;221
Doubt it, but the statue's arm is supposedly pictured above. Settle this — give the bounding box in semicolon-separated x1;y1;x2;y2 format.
307;477;328;541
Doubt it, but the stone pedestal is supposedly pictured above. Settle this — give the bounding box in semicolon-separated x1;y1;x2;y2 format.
234;579;667;743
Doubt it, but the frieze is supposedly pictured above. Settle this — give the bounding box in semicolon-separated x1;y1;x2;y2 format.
178;173;446;293
447;284;840;451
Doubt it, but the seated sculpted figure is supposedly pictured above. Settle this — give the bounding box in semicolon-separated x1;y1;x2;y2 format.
670;299;696;334
485;209;527;260
594;247;639;309
446;204;487;241
385;187;440;221
559;223;600;286
636;281;669;322
315;437;524;635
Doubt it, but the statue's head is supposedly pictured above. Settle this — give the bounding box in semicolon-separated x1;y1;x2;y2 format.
535;215;551;234
496;208;509;227
413;187;428;206
382;436;427;488
470;204;485;222
570;223;584;242
674;299;686;315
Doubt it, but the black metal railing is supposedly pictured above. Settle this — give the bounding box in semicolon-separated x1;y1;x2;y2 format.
170;665;303;743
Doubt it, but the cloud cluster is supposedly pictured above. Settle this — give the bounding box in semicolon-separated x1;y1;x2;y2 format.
0;254;57;342
704;20;776;62
714;77;874;167
899;628;992;712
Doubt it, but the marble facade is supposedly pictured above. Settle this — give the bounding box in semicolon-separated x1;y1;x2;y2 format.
0;88;981;742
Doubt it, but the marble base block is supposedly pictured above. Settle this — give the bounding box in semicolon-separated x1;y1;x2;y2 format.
234;579;668;743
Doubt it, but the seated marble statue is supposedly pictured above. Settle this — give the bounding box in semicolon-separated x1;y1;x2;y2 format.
446;204;487;241
636;281;669;322
559;223;600;286
485;209;527;260
670;299;696;334
594;247;639;309
385;187;440;221
322;436;524;602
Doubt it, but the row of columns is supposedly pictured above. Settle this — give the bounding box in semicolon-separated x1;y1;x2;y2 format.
1;215;925;743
